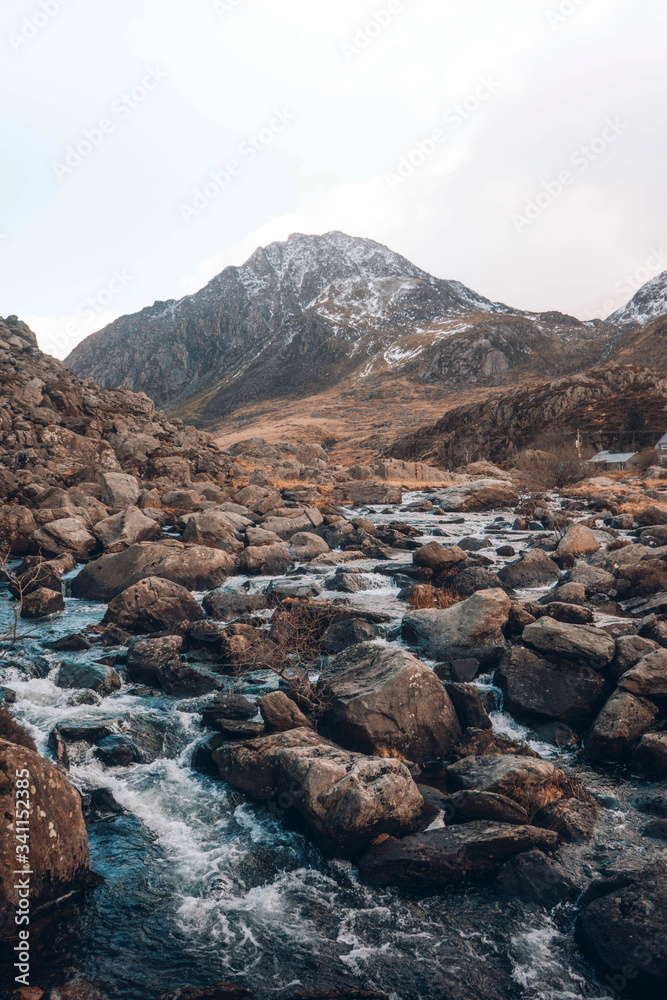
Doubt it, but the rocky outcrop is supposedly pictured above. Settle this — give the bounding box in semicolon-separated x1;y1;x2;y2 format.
586;690;659;762
103;576;205;632
497;646;608;729
521;617;615;668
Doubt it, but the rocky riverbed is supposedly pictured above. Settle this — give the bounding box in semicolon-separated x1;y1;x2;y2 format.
2;464;667;1000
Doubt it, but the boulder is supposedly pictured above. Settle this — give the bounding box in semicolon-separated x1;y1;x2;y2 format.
435;479;518;513
497;549;560;590
446;789;529;824
611;635;660;682
495;850;577;908
56;661;121;697
126;635;184;685
631;733;667;778
556;523;601;557
93;507;161;553
100;471;141;507
95;734;140;767
319;619;377;653
346;482;402;505
161;489;201;511
576;861;667;996
20;586;65;618
444;683;493;731
586;690;659;762
258;691;312;732
521;617;615;668
104;576;205;632
446;754;569;815
0;505;37;554
213;728;423;853
618;649;667;698
31;517;98;560
238;543;293;576
202;591;269;620
413;543;467;573
0;739;94;939
319;644;462;763
496;646;608;729
569;563;615;595
182;512;244;554
533;797;599;843
70;540;236;601
357;821;558;888
402;589;510;666
288;532;330;561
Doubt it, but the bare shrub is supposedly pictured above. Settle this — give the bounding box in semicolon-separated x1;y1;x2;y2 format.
408;584;461;609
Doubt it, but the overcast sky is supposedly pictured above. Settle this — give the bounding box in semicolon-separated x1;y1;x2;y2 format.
1;0;665;358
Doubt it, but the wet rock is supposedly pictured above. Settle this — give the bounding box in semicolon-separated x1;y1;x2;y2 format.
94;734;139;766
93;506;161;553
71;540;236;601
56;661;121;697
20;586;65;618
104;577;205;632
447;789;529;824
495;849;577;907
568;563;615;596
521;617;615;668
319;619;377;653
413;542;467;573
214;728;423;853
435;479;518;513
642;819;667;840
155;986;253;1000
586;690;659;762
202;591;269;620
100;471;141;507
9;553;76;598
125;634;183;686
327;570;373;594
631;733;667;777
31;518;98;560
575;860;667;997
259;691;312;732
445;683;493;731
44;633;93;652
402;588;510;666
319;644;462;764
496;646;608;729
345;482;402;505
449;728;540;762
618;649;667;698
0;505;37;554
0;739;94;938
446;754;569;815
201;693;257;727
535;601;594;625
238;542;293;576
556;523;601;557
358;821;557;888
497;549;560;589
155;660;219;697
435;658;480;683
533;797;599;842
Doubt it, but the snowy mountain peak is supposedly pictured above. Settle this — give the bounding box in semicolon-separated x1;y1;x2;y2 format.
607;271;667;326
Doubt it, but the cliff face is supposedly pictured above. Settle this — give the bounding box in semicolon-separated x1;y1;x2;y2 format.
387;365;667;465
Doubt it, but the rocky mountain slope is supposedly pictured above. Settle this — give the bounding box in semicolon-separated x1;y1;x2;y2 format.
387;364;667;465
607;270;667;327
65;232;622;425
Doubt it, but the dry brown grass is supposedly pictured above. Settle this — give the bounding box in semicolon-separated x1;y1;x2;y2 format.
408;584;462;609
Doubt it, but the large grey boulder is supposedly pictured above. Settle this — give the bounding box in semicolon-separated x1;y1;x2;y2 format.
521;617;615;668
181;511;244;554
93;506;161;553
319;644;462;763
56;661;121;697
446;754;570;815
103;576;205;632
556;523;601;557
70;539;236;601
618;649;667;698
498;548;560;589
100;471;141;507
435;479;518;512
497;646;609;729
586;690;659;762
213;728;423;854
31;517;98;560
238;542;293;576
402;588;510;665
357;821;558;888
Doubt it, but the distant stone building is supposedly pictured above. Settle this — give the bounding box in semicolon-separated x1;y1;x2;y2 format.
591;450;639;471
655;432;667;462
